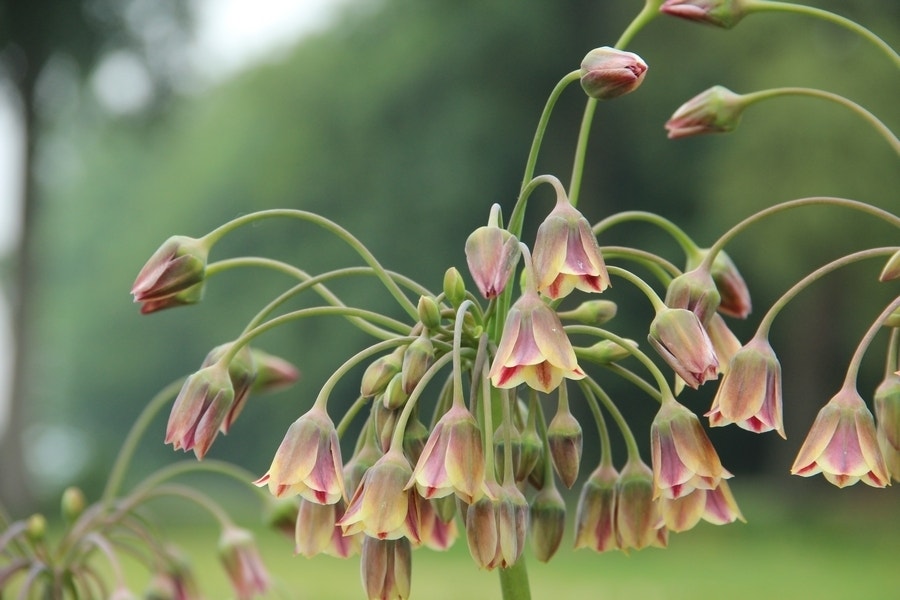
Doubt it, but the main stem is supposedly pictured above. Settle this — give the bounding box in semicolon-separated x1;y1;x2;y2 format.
499;557;532;600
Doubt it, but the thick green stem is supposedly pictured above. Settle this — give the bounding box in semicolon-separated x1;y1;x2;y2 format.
498;556;532;600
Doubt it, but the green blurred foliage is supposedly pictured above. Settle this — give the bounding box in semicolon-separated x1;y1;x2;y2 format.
20;0;898;500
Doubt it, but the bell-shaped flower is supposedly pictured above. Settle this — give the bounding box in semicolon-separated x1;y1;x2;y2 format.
579;47;648;100
465;481;528;570
248;348;300;395
659;479;744;532
664;267;721;325
651;398;732;499
573;462;619;553
489;289;585;393
687;249;752;319
218;527;269;600
532;195;609;300
465;204;522;299
707;336;784;437
199;343;257;435
659;0;750;29
665;85;747;139
294;498;360;558
648;308;719;389
360;537;412;600
408;404;485;504
254;407;346;504
415;495;458;551
165;363;234;459
705;313;741;375
340;449;420;541
132;235;209;310
874;372;900;481
791;386;890;488
614;458;667;551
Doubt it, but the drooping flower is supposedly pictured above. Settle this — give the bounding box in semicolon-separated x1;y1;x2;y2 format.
137;281;205;314
465;204;521;299
529;485;566;562
705;313;742;375
687;249;752;319
165;363;234;459
489;288;585;393
200;343;257;434
665;85;747;139
659;0;750;29
465;481;529;570
360;537;412;600
132;235;209;311
408;404;485;504
294;498;361;558
248;348;300;394
573;462;619;553
415;495;458;551
791;386;890;488
254;407;346;504
874;371;900;481
664;267;721;325
658;479;744;532
707;336;784;437
340;449;420;542
532;195;610;300
579;46;648;100
546;386;583;489
651;397;732;499
614;458;667;551
218;527;269;600
648;308;719;389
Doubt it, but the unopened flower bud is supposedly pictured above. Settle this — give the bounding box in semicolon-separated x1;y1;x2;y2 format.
465;204;521;299
165;363;235;459
383;373;409;410
401;333;434;394
417;295;442;330
517;421;543;482
615;459;667;550
218;527;269;599
443;267;467;308
687;250;751;319
373;401;399;453
132;235;209;310
886;307;900;329
529;485;566;562
665;268;721;325
360;537;411;600
61;487;86;523
580;47;648;100
26;513;46;542
648;308;719;389
494;420;523;483
875;372;900;481
137;280;205;314
361;347;404;398
403;412;430;465
202;343;257;434
576;339;637;365
557;300;618;325
547;401;583;489
660;0;750;29
574;463;619;552
249;348;299;394
879;249;900;282
665;85;746;139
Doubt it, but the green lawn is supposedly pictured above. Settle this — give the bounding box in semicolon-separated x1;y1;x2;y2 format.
141;481;899;600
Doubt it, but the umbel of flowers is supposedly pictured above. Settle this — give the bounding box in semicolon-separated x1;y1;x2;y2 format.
2;1;896;599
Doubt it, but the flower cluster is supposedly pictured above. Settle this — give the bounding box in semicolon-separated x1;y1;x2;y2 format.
5;2;894;599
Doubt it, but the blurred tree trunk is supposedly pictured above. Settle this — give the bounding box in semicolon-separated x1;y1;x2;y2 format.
0;58;38;514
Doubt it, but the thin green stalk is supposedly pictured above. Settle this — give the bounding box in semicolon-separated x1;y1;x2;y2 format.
582;376;642;461
750;0;900;67
388;352;456;452
842;296;900;387
600;246;680;286
606;265;666;312
755;247;898;337
578;382;613;465
201;209;419;320
593;210;702;259
702;197;900;271
101;378;185;508
740;87;900;155
130;460;267;502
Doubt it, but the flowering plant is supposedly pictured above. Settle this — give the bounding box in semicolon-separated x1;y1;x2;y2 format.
2;0;897;598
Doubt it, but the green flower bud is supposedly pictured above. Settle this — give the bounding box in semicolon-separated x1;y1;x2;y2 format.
443;267;467;308
529;485;566;562
417;295;443;330
61;486;86;523
557;300;618;325
360;346;404;398
576;339;637;365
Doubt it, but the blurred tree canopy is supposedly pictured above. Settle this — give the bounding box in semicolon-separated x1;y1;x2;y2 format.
3;0;896;506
